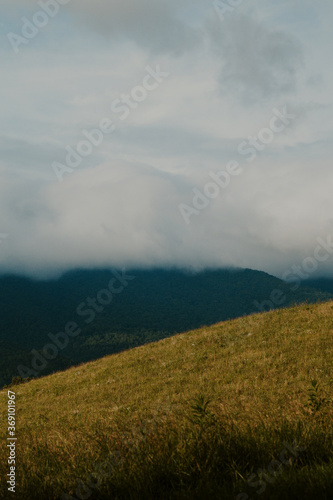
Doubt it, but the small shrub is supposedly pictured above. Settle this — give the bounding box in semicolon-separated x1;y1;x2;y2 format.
187;393;216;428
3;375;32;389
305;380;332;414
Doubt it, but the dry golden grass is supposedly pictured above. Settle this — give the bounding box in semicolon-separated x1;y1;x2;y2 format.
0;301;332;499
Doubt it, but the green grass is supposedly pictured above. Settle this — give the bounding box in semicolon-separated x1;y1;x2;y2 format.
1;301;333;499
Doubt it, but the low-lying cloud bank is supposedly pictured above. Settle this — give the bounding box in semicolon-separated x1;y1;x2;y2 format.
1;0;333;279
1;156;333;279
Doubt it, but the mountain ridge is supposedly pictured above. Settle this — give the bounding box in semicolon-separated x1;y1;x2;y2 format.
0;267;331;388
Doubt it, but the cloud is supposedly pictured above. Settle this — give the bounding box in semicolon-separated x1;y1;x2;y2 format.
4;0;203;55
207;14;304;103
0;0;333;280
72;0;204;55
1;155;333;279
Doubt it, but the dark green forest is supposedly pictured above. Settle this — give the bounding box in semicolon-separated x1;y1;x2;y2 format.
302;277;333;295
0;268;331;388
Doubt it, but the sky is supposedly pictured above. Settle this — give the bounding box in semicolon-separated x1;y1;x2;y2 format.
0;0;333;279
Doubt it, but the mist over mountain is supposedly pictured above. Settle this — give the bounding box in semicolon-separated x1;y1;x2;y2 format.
1;1;333;280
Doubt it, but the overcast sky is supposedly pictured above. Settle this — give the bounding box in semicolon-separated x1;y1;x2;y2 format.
1;0;333;279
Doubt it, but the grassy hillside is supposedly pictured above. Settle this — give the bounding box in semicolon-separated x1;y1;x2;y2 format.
1;268;332;388
0;301;333;499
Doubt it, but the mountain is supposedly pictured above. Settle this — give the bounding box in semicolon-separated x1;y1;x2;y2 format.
302;277;333;295
0;267;331;387
0;301;332;499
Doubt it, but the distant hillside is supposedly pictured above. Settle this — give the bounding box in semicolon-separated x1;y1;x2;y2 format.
302;277;333;295
0;301;332;499
0;267;331;387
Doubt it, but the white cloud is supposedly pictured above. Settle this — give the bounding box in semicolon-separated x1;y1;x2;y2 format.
0;0;333;278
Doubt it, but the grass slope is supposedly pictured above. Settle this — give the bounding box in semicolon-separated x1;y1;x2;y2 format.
1;301;333;499
1;268;332;388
